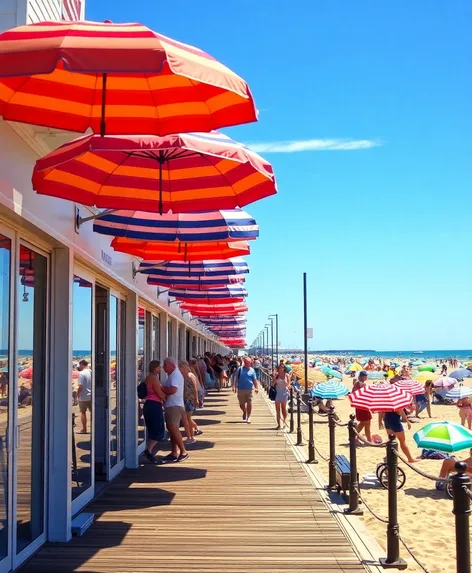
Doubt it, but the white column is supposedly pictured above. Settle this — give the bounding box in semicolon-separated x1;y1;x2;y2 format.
170;318;178;361
124;291;138;469
48;247;73;542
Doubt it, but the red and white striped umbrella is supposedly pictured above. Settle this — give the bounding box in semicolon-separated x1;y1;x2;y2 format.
394;379;425;396
348;382;413;412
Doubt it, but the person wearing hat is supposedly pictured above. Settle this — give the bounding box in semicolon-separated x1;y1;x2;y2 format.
352;371;372;443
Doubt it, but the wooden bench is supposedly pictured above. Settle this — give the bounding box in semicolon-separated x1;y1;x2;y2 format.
335;454;352;500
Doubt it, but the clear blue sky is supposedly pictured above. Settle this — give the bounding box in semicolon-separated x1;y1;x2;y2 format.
86;0;472;351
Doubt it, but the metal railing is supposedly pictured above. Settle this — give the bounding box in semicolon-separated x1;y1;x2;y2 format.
263;383;471;573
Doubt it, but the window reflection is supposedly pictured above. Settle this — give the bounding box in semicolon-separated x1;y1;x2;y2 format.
16;245;47;554
137;307;145;446
0;234;10;560
71;275;93;501
109;296;118;468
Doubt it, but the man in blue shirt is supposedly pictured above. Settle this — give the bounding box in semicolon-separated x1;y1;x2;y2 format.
235;356;259;424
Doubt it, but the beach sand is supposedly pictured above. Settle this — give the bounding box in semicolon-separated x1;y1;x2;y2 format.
293;362;470;573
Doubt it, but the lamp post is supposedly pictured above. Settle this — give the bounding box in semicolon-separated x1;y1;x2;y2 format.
268;317;274;369
303;272;309;395
265;325;269;357
269;314;278;366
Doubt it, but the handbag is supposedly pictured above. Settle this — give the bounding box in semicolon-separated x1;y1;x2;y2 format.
269;385;277;401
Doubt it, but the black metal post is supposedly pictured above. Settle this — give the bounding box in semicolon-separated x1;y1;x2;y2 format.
380;434;407;569
289;386;295;433
270;318;274;370
346;414;362;515
452;461;471;573
307;399;316;463
328;406;337;489
303;273;309;395
296;392;303;445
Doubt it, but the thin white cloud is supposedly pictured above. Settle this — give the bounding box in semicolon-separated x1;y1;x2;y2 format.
246;138;383;153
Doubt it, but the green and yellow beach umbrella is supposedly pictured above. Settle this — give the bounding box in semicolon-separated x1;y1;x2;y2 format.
414;421;472;453
415;371;438;383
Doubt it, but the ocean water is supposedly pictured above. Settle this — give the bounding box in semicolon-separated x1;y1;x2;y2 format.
311;350;472;360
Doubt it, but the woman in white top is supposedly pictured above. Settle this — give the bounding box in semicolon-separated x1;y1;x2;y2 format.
272;364;291;429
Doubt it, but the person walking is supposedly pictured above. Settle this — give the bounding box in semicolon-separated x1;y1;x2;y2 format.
234;356;259;424
142;360;165;463
352;371;372;443
272;363;291;429
161;358;189;463
179;360;201;444
77;359;92;434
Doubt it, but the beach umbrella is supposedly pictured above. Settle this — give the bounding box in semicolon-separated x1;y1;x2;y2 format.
180;302;248;316
169;285;247;305
445;386;472;400
394;379;425;396
348;363;362;372
367;371;386;381
331;365;341;371
19;367;33;379
139;258;249;276
320;366;342;380
33;132;276;215
450;369;472;381
311;381;349;400
418;365;436;372
411;361;423;366
348;382;413;412
433;376;456;388
415;371;439;383
413;421;472;453
0;21;256;135
111;238;250;261
147;273;246;290
199;316;246;325
93;209;259;242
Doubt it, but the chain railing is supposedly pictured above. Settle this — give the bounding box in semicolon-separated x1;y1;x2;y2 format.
263;383;471;573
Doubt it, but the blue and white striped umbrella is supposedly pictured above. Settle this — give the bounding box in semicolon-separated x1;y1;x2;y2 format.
138;258;249;277
169;285;247;301
94;209;259;242
445;385;472;400
311;381;349;400
147;273;245;289
200;317;247;325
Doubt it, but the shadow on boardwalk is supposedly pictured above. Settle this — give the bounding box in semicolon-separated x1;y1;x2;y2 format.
21;390;366;573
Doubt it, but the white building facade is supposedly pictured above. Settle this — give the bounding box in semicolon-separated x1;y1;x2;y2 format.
0;2;228;570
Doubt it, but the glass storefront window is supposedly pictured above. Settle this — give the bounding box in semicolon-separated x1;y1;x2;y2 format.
137;307;145;446
71;275;93;501
0;234;10;560
109;296;118;468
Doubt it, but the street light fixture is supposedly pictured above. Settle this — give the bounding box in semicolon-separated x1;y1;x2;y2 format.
269;314;279;365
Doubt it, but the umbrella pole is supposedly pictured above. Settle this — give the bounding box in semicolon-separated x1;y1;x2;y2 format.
158;152;164;215
100;73;107;137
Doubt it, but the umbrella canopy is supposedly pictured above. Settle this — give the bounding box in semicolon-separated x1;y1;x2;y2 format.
180;302;247;316
367;371;386;380
171;285;247;304
450;369;472;381
93;209;259;242
348;363;363;372
348;382;413;412
33;132;276;214
199;315;246;324
394;379;425;396
311;381;349;400
111;237;250;261
418;365;436;372
415;371;439;383
445;386;472;400
147;273;245;290
413;421;472;453
433;376;457;388
138;258;249;276
0;20;256;135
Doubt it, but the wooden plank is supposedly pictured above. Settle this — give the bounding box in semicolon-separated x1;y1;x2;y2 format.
20;390;366;573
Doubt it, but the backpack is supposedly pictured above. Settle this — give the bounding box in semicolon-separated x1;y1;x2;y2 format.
137;381;147;400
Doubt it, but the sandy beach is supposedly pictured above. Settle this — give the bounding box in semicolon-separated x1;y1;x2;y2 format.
290;356;472;573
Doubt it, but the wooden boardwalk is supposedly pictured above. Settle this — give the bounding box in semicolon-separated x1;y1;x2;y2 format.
21;390;366;573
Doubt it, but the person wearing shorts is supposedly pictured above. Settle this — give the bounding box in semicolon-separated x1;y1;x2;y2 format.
77;359;92;434
352;371;372;442
161;358;188;463
383;408;417;463
235;356;258;424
